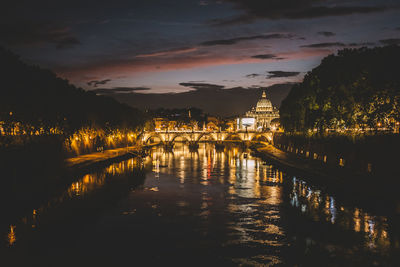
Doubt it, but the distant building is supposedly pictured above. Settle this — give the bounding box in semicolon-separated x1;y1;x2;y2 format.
168;120;177;131
238;91;279;131
226;120;237;132
206;121;219;131
154;118;168;131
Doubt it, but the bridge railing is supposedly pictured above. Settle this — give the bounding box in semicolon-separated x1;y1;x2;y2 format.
149;130;271;133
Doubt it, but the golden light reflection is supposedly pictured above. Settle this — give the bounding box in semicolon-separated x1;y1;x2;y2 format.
260;186;282;205
68;173;106;197
8;225;16;246
5;157;143;248
290;177;391;250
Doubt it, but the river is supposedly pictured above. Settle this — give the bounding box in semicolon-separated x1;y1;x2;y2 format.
2;143;399;266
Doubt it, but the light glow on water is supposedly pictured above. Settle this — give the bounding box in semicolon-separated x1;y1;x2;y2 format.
3;144;398;265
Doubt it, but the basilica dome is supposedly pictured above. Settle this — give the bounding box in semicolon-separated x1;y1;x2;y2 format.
255;91;273;112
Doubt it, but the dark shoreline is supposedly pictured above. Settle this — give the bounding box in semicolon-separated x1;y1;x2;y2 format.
0;147;143;230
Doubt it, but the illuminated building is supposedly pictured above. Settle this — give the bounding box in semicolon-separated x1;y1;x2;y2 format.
154;118;168;131
241;91;280;131
168;120;177;131
206;121;219;131
206;117;219;131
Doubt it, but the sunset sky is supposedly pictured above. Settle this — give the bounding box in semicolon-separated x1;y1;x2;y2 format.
1;0;400;95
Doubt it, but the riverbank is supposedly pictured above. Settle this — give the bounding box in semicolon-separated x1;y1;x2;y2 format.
65;146;138;172
0;145;146;227
65;144;159;172
253;142;400;215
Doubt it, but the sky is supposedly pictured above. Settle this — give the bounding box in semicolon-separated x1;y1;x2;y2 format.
1;0;400;100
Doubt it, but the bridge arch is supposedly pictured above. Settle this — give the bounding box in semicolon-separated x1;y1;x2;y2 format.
171;134;190;142
224;133;243;141
251;133;272;143
251;134;268;142
144;133;164;144
196;132;216;142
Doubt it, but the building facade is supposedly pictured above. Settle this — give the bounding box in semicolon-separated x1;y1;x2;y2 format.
239;91;279;131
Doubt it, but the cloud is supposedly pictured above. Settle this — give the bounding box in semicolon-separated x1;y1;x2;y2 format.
200;33;293;46
213;0;387;25
91;87;150;94
267;71;300;78
105;83;295;117
58;48;332;86
135;47;197;58
245;73;261;78
301;42;346;48
87;79;112;87
317;31;336;37
380;38;400;45
348;42;375;47
0;21;80;49
301;42;375;48
179;82;225;91
251;54;284;60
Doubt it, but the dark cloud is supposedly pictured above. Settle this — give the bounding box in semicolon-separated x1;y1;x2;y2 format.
198;1;209;6
348;42;375;47
301;42;346;48
317;31;336;37
380;38;400;45
245;73;261;78
213;0;387;25
91;87;150;94
200;33;293;46
87;79;112;87
108;83;295;117
251;54;284;60
179;82;225;91
0;21;80;49
135;47;197;58
301;42;374;48
267;71;300;78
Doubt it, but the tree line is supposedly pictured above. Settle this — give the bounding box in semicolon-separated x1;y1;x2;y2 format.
0;47;145;137
280;45;400;133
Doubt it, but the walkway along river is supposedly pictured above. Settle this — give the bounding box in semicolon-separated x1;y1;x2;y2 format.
2;143;400;266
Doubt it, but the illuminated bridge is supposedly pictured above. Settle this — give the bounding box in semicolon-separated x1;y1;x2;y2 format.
138;130;273;146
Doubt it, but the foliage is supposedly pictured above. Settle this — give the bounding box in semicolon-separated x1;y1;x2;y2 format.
0;47;146;136
273;132;400;176
280;46;400;132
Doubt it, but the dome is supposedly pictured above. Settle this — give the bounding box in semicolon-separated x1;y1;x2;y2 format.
255;91;273;112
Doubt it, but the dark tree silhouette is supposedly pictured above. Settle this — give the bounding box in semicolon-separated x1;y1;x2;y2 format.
280;46;400;132
0;47;145;136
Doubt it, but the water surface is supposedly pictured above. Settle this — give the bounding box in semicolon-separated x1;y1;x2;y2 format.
3;143;399;266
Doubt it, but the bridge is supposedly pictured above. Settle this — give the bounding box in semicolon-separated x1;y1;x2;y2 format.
138;130;273;146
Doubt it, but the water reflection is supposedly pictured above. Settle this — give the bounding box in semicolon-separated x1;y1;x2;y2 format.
140;143;286;264
3;143;399;265
290;176;393;251
139;143;397;264
3;158;142;247
7;225;16;247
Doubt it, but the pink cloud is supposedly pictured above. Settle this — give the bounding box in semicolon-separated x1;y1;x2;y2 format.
56;46;333;85
135;47;198;58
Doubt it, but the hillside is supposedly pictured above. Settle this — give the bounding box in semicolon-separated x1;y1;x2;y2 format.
0;48;144;135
